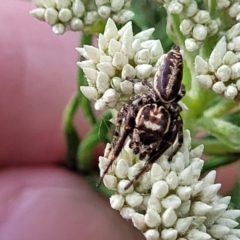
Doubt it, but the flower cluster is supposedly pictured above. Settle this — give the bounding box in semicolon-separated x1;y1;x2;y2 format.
195;27;240;100
30;0;134;35
99;130;240;240
77;18;165;111
156;0;218;52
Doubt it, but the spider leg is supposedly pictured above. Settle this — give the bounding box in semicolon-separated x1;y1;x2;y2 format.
97;104;136;187
124;118;180;190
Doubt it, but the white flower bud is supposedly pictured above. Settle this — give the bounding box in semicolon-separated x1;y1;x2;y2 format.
231;62;240;79
111;77;122;91
206;20;218;36
84;45;103;63
192;201;212;215
56;0;71;9
111;0;124;11
126;192;143;208
52;23;65;35
108;39;122;56
45;8;58;25
118;21;132;37
180;19;193;35
134;49;150;64
224;85;238;100
217;0;230;9
98;34;109;52
196;75;213;89
145;209;161;228
229;36;240;51
80;86;98;100
98;6;111;18
115;10;134;24
84;11;98;25
134;82;148;94
94;98;106;111
184;1;198;17
216;65;231;82
190;145;204;158
72;0;85;18
70;18;84;31
178;165;194;186
209;36;227;71
97;62;116;77
193;24;208;41
223;51;238;66
223;210;240;219
161;228;178;240
217;218;239;228
150;163;165;183
118;179;134;194
135;64;152;78
144;229;160;240
193;10;210;24
100;55;112;63
121;28;134;59
96;72;110;94
103;174;117;189
171;152;185;173
209;224;230;238
131;213;146;230
186;229;211;240
168;1;183;14
103;18;119;40
161;195;181;209
227;23;240;41
122;64;136;79
134;28;155;42
152;180;169;199
185;38;199;52
150;40;163;62
175;217;192;235
120;80;133;94
228;3;240;18
58;8;72;22
32;0;44;8
132;39;141;53
112;52;128;70
110;194;124;210
178;200;191;215
162;208;177;227
148;195;162;213
82;67;98;86
202;171;216;186
43;0;55;8
177;186;192;201
212;82;226;94
30;8;46;21
120;207;135;220
200;183;221;202
166;171;179;190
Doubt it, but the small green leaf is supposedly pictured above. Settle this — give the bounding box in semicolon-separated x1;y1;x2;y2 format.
198;117;240;150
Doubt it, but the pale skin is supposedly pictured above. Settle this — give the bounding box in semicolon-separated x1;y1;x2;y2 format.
0;1;237;239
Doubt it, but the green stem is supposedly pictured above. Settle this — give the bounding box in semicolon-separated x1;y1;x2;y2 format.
62;92;81;170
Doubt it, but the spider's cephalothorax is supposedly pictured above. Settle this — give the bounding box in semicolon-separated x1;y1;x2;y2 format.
98;46;185;190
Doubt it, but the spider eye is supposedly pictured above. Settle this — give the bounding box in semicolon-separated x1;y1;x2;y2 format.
154;46;183;103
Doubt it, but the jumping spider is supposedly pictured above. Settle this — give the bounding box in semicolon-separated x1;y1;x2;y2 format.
98;46;185;190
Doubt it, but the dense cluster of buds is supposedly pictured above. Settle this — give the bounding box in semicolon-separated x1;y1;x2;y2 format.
156;0;218;52
77;18;165;111
30;0;134;34
99;130;240;240
195;25;240;100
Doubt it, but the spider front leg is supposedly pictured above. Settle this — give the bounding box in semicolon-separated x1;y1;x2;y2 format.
97;104;136;187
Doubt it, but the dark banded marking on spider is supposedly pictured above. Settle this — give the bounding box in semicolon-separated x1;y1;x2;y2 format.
97;46;185;190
